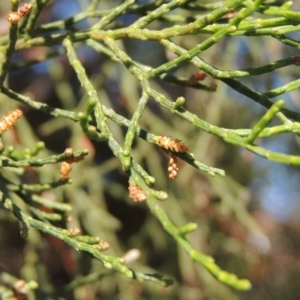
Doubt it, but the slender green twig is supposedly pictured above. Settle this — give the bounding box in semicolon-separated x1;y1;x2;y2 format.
160;39;300;121
123;92;149;170
1;86;79;121
29;206;64;221
0;1;20;87
147;0;264;78
244;100;284;144
30;11;109;34
144;190;251;290
131;0;190;29
0;191;173;287
0;149;88;168
23;0;51;33
63;37;111;137
5;179;72;194
92;0;136;30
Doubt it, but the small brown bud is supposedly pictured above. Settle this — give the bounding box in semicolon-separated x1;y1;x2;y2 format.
64;147;73;157
168;155;179;180
6;11;21;24
97;241;110;251
188;71;207;85
128;184;147;202
60;161;72;179
18;3;33;17
67;227;81;237
157;136;188;153
14;280;26;290
0;109;23;134
66;215;73;222
293;56;300;66
223;12;237;20
6;4;33;24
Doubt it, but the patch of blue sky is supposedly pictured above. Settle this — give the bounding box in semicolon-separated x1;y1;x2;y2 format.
51;0;91;30
51;0;81;21
257;163;300;221
250;132;300;221
31;60;50;74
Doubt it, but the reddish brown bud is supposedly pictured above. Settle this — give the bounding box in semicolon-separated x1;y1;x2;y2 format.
293;56;300;66
65;156;85;163
188;71;207;85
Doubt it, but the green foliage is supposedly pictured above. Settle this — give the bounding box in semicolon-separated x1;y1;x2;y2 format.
1;0;300;299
